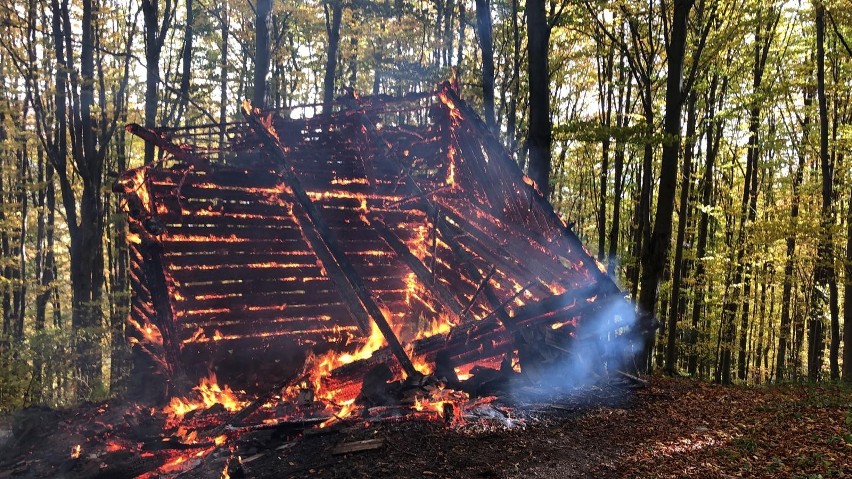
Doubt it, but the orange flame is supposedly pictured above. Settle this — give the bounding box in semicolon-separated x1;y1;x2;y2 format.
164;373;248;427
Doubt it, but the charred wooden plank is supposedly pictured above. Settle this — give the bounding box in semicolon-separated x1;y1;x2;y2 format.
173;290;345;311
168;264;324;284
163;251;317;269
175;276;334;297
161;239;309;255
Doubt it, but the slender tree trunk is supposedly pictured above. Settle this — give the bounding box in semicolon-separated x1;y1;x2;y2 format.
456;0;466;70
608;48;631;276
777;88;810;381
142;0;161;165
843;179;852;382
596;33;614;261
475;0;496;132
219;1;228;159
253;0;271;108
526;0;552;197
753;261;769;382
323;0;343;108
665;89;697;373
506;0;520;158
809;2;835;381
636;0;693;372
688;73;722;375
175;0;193;124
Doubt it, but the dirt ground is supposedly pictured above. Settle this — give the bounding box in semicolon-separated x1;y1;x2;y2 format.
3;376;851;478
199;377;852;479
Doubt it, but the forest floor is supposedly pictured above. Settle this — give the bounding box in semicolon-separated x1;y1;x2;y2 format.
233;376;852;479
2;376;851;478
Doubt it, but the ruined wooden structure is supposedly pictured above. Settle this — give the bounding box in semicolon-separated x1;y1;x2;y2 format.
115;82;630;395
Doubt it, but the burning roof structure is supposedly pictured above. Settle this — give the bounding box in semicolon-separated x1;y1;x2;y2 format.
115;81;631;403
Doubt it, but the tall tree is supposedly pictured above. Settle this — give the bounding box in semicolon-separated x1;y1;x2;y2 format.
635;0;694;372
475;0;496;132
776;87;810;381
142;0;174;164
716;4;778;384
807;0;838;380
323;0;343;108
525;0;552;197
43;0;135;397
253;0;272;108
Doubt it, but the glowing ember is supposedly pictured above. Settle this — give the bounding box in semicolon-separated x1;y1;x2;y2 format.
331;177;369;186
407;224;431;261
126;316;163;346
414;312;456;341
404;272;417;305
70;444;81;459
446;145;458;187
548;282;567;295
437;91;464;124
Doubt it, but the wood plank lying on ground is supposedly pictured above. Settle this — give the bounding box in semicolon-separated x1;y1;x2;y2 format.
332;438;385;455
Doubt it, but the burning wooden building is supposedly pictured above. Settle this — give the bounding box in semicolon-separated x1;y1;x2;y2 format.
115;81;631;404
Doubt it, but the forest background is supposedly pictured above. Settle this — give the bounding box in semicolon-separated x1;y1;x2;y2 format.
0;0;850;410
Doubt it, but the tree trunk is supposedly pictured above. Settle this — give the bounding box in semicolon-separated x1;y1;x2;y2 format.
688;72;722;375
595;31;614;262
219;1;228;159
506;0;520;158
456;0;466;70
776;88;809;381
475;0;496;132
142;0;161;165
808;2;835;381
635;0;693;372
843;180;852;382
253;0;271;108
323;0;343;108
175;0;193;124
608;46;631;276
664;89;697;373
525;0;551;197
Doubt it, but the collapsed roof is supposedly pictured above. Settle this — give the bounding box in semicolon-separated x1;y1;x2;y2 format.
116;82;629;394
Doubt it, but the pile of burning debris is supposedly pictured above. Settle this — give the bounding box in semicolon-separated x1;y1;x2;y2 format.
2;364;644;478
1;82;641;478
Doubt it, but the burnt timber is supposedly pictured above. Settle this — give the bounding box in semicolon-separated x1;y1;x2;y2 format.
115;82;630;394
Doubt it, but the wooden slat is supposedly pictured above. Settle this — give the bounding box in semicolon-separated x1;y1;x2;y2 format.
162;239;308;255
173;289;345;311
163;251;317;269
170;264;324;284
176;276;333;297
175;198;299;218
178;317;348;340
166;212;301;229
161;224;306;241
150;168;283;189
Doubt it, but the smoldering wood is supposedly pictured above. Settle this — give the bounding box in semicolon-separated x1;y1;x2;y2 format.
115;83;627;397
